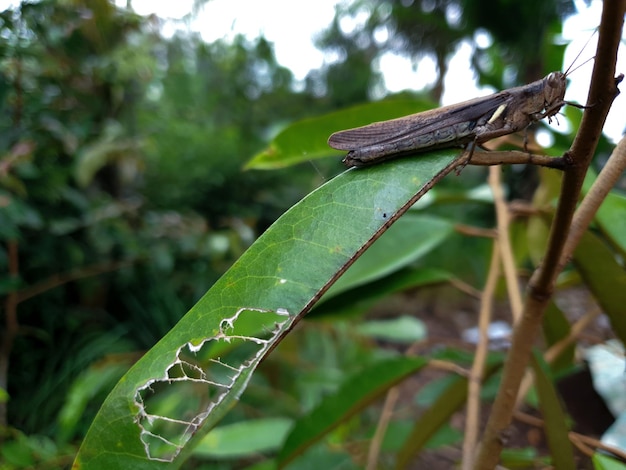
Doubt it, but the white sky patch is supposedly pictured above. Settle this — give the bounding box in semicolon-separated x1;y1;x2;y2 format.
125;0;195;19
195;0;338;80
562;0;626;142
441;40;493;104
2;0;623;140
379;52;435;93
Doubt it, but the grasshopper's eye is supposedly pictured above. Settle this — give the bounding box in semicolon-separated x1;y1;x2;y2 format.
547;72;564;88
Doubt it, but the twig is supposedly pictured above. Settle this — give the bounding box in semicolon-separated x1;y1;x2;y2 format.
428;358;471;377
449;277;484;300
462;241;500;469
16;260;134;304
366;344;467;469
513;410;626;461
455;224;497;239
560;134;626;267
472;3;626;467
489;166;523;323
366;386;400;470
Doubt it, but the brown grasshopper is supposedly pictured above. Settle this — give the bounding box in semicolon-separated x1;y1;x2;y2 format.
328;71;575;168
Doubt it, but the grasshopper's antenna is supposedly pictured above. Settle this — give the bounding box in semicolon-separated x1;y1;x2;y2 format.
566;56;595;77
565;28;598;76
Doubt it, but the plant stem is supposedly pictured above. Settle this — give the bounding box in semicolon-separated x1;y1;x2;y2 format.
472;2;626;467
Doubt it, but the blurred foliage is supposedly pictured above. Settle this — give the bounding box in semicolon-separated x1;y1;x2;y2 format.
0;0;326;463
311;0;578;103
0;0;622;468
139;33;320;227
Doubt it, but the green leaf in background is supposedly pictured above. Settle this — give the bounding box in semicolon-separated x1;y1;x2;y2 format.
396;353;503;468
527;167;562;265
541;301;575;372
574;231;626;345
355;315;427;344
310;266;453;318
281;444;359;470
500;447;542;468
277;356;428;467
193;418;293;459
74;150;463;469
57;360;131;443
74;121;143;188
530;350;576;469
584;169;626;258
245;99;436;169
323;214;454;298
593;453;626;470
396;374;470;468
377;420;463;452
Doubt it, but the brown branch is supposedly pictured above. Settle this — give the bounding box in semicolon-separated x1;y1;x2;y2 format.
16;260;134;304
469;150;567;169
472;2;626;468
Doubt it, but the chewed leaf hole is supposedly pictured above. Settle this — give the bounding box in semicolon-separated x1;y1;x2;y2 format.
133;307;293;462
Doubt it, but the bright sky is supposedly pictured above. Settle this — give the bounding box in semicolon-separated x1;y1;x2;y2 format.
121;0;623;143
1;0;624;141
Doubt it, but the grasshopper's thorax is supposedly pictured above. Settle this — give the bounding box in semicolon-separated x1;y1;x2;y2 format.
543;71;567;117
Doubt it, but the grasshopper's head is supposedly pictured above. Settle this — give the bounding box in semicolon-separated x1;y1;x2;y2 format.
543;71;567;115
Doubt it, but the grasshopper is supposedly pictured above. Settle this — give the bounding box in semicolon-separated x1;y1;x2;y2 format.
328;71;573;168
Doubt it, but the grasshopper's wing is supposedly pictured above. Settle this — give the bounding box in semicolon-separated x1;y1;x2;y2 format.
328;92;510;150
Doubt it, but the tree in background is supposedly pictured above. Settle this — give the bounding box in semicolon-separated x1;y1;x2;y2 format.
1;1;319;465
313;0;575;104
1;0;148;438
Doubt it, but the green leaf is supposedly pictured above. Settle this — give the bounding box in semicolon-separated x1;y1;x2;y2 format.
57;360;130;443
193;418;293;459
574;231;626;344
593;453;626;470
245;99;437;169
355;316;427;344
396;354;503;468
277;356;428;466
244;460;278;470
530;350;576;469
311;267;452;318
541;301;575;371
74;121;142;187
584;169;626;258
377;420;463;452
323;214;454;298
396;373;468;468
500;447;541;467
74;150;463;469
282;444;358;470
0;432;60;467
